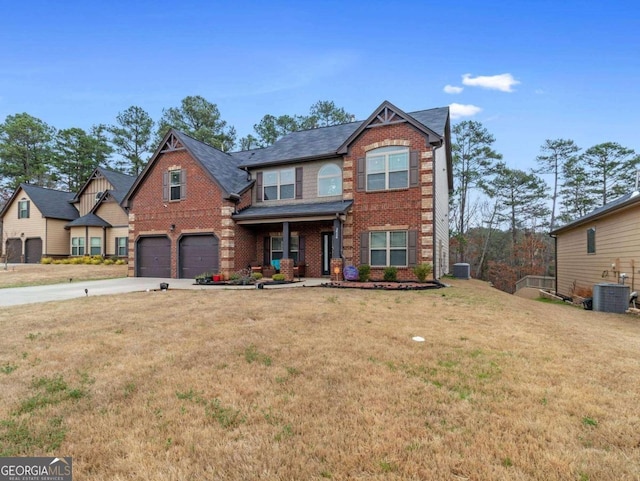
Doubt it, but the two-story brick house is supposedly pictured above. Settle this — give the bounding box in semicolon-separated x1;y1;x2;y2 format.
122;101;452;280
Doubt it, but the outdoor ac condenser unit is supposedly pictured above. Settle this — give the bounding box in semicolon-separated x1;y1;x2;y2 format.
592;283;629;313
453;263;470;279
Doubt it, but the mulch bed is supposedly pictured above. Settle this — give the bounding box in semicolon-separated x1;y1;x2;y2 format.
321;280;446;290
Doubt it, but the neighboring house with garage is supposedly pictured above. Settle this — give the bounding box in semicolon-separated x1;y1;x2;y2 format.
0;184;78;263
65;167;135;258
551;191;640;297
122;100;452;280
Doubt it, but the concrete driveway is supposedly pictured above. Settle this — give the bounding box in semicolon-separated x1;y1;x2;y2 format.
0;277;325;307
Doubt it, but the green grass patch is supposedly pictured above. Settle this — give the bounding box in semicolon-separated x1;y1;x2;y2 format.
244;344;272;366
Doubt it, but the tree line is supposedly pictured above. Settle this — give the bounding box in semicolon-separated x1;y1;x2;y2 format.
0;96;354;199
451;121;639;292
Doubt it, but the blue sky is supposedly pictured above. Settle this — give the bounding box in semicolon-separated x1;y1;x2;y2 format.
1;0;639;173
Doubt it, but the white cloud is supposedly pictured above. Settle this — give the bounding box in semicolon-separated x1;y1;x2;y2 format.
443;85;463;94
449;103;482;119
462;73;520;92
535;88;545;95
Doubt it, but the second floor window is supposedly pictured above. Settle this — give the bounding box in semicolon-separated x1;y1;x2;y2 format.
366;146;409;191
318;164;342;196
170;170;182;200
264;169;295;200
163;169;186;201
18;200;29;219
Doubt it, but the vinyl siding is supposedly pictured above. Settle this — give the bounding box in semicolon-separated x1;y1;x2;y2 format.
106;227;129;256
45;219;71;255
251;159;343;205
434;144;450;277
95;200;128;226
2;189;47;256
556;204;640;296
78;177;113;216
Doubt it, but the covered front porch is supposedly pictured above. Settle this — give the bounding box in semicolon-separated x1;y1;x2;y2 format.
233;201;352;281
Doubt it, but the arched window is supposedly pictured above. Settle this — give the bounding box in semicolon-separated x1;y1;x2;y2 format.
318;164;342;196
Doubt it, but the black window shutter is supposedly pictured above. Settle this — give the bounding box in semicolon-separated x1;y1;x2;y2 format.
360;231;369;264
409;151;419;187
180;169;187;199
408;230;418;266
115;238;118;257
263;236;270;265
162;171;169;201
256;172;263;202
298;236;306;264
357;158;365;191
295;167;303;199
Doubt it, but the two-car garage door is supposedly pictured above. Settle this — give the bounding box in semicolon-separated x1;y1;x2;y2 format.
136;234;219;278
136;236;171;278
179;234;219;279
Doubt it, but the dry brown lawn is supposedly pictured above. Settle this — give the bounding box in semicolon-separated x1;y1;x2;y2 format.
0;279;639;480
0;263;127;288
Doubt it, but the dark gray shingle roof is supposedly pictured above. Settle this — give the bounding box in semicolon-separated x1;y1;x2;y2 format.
20;184;79;220
66;212;112;228
98;168;136;202
233;200;353;221
551;192;640;234
174;131;252;195
236;106;449;168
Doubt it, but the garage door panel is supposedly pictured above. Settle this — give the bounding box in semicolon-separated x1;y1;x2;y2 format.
179;234;219;279
137;237;171;278
5;238;22;263
25;238;42;264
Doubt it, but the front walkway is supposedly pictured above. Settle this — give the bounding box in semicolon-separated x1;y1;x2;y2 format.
0;277;327;307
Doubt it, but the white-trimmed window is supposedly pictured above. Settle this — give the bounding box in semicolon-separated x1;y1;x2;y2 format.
170;170;182;200
90;237;101;256
271;236;299;264
18;200;29;219
366;146;409;191
71;237;85;256
318;164;342;196
370;231;407;267
116;237;127;257
264;169;295;200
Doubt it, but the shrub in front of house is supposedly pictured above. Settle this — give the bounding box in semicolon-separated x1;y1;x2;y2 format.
412;263;433;282
272;273;286;282
383;266;398;282
358;264;371;282
251;272;263;281
40;257;53;264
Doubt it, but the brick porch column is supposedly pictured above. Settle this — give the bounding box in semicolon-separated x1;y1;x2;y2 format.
330;258;344;282
280;258;294;281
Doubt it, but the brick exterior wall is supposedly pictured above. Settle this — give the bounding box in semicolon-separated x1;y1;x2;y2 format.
252;221;334;278
342;123;434;280
128;116;444;281
127;147;249;278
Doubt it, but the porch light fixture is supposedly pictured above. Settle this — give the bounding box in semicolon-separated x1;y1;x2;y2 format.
170;224;175;232
20;233;24;237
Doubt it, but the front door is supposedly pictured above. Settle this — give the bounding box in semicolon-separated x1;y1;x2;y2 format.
321;232;333;276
